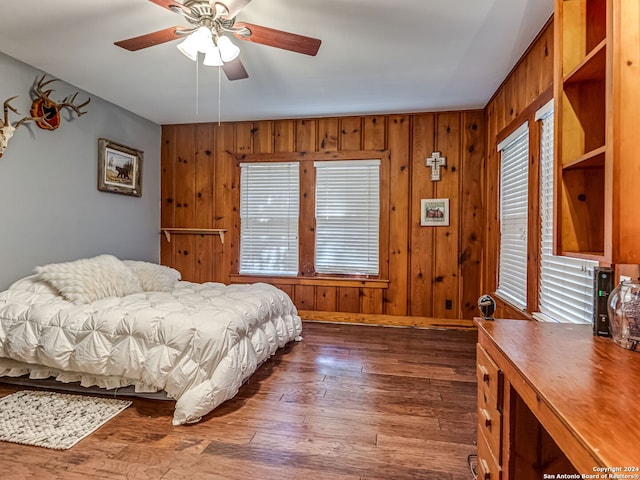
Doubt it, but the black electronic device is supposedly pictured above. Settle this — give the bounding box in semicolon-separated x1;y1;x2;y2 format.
478;294;496;320
593;267;614;337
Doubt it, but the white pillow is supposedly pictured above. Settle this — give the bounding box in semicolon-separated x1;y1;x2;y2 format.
35;255;143;304
123;260;181;292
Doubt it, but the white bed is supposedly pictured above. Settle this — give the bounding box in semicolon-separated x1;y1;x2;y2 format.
0;255;302;425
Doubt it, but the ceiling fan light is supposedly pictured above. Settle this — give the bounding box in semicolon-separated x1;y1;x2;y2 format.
203;46;223;66
177;33;200;61
217;35;240;62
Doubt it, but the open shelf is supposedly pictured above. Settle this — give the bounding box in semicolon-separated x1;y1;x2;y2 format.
161;228;227;244
560;78;606;164
563;39;606;84
562;146;605;170
560;166;605;256
556;0;640;264
561;0;607;74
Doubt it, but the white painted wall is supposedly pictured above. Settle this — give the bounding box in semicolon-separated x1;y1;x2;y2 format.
0;52;161;290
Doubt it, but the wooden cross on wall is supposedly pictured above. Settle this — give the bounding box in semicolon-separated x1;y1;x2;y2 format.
426;152;446;181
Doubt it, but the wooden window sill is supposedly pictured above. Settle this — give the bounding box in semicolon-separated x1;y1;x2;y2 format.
229;274;389;289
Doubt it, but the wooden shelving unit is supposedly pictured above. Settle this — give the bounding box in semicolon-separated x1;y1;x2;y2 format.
554;0;640;264
161;228;227;244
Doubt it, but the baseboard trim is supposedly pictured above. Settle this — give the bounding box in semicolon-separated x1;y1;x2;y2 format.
298;310;476;330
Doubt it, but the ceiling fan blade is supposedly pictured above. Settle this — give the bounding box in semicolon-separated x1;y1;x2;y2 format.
114;27;183;51
222;57;249;81
148;0;189;14
233;23;321;56
216;0;253;19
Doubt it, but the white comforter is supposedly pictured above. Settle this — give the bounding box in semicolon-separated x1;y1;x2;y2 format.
0;276;302;425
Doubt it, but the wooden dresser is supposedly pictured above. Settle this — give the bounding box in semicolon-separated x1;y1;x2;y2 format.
475;319;640;479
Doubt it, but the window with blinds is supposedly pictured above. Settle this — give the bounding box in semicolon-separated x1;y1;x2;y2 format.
239;162;299;276
497;123;529;310
536;104;597;324
315;160;380;275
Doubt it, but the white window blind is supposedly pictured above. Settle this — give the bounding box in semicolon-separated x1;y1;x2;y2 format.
315;160;380;275
536;106;597;324
239;162;299;275
497;123;529;310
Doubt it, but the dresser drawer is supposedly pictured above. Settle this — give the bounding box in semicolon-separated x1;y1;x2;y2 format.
476;344;503;408
477;428;502;480
477;386;502;460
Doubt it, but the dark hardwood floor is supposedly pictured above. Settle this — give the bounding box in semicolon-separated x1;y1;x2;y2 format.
0;321;478;479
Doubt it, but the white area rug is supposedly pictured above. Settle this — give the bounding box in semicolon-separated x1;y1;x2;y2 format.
0;390;132;450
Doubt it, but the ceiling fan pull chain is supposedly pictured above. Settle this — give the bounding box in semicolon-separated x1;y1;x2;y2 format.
218;65;221;126
196;57;200;116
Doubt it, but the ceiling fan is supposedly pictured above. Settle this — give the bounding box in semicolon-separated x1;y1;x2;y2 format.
114;0;322;81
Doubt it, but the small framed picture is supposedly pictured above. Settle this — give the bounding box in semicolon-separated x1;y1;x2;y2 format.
97;138;143;197
421;198;450;226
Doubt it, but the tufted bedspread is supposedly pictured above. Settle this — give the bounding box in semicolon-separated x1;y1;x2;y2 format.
0;276;302;425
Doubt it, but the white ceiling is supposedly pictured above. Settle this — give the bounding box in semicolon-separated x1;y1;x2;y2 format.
0;0;553;125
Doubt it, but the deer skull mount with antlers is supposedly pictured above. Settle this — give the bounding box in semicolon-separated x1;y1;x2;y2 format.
0;96;43;158
30;75;91;131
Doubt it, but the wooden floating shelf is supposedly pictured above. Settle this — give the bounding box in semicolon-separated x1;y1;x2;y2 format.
161;228;227;244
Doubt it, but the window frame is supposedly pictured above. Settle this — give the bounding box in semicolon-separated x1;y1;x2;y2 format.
239;161;300;276
233;150;390;285
496;121;530;310
534;100;598;324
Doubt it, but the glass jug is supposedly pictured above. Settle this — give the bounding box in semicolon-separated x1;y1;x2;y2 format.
607;281;640;351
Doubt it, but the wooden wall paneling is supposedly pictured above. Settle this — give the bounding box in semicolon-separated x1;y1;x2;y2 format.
316;286;338;311
294;284;316;310
192;123;216;282
363;116;386;150
484;103;500;295
339;117;363;150
174;124;196;229
233;121;256;283
409;114;436;317
361;115;387;314
432;113;462;319
512;64;527;119
214;124;236;284
274;120;295;153
527;115;542;313
252;121;273;154
296;119;317;277
160;126;176;266
360;289;381;314
172;125;197;280
278;284;294;299
296;167;316;309
194;235;215;283
338;287;361;313
483;19;554;319
315;118;339;310
295;119;317;308
384;115;410;315
336;116;362;310
526;24;554;105
337;117;362;312
194;124;215;229
162;108;490;320
295;119;317;152
459;111;485;318
318;118;339;151
173;235;195;281
235;121;253;155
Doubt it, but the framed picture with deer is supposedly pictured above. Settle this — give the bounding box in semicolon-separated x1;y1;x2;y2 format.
420;198;449;226
97;138;143;197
